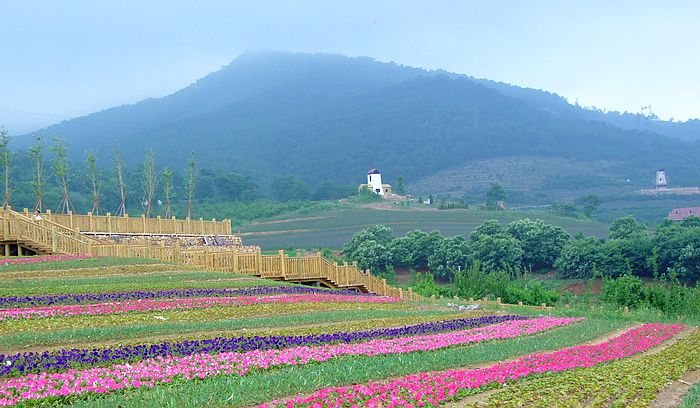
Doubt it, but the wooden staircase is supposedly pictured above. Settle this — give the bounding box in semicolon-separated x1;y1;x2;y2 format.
0;208;422;300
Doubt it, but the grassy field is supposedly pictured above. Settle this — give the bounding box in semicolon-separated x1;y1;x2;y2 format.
240;202;610;249
0;257;697;407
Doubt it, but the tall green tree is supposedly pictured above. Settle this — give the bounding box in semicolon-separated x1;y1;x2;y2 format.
86;151;101;214
186;152;196;219
162;167;173;218
0;128;10;208
506;218;570;270
29;135;45;212
113;146;127;216
141;148;157;217
50;136;74;214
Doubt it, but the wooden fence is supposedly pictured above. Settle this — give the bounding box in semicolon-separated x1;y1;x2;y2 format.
0;208;422;301
21;209;232;235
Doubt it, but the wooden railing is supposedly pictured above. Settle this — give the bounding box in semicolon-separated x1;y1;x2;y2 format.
0;208;422;301
20;208;232;235
0;209;92;255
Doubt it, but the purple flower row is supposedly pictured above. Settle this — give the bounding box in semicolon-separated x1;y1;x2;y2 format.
0;285;374;308
0;315;526;377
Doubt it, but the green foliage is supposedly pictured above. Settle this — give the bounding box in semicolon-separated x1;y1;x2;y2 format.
342;224;394;268
485;183;506;208
469;226;523;273
313;181;354;200
506;218;570;271
427;236;471;278
412;272;443;297
451;262;559;306
554;236;603;278
576;194;601;217
351;185;382;202
270;175;311;202
608;215;648;240
600;274;700;316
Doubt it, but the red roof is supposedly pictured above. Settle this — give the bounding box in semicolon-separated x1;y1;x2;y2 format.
668;206;700;221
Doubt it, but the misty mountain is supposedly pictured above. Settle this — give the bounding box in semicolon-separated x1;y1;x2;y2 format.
12;51;700;191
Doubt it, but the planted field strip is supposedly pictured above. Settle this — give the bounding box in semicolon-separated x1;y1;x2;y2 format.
0;315;520;377
0;317;577;405
480;329;700;407
0;301;411;332
0;285;369;308
71;318;626;407
260;323;681;407
0;309;467;352
0;263;183;280
0;273;291;297
0;293;397;320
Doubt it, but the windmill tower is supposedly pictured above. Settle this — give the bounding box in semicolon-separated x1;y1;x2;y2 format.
655;169;668;189
367;169;384;195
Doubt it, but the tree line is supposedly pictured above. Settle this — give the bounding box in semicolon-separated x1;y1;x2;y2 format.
0;129;197;218
343;215;700;283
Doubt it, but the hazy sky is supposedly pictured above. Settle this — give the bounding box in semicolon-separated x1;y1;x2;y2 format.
1;0;699;134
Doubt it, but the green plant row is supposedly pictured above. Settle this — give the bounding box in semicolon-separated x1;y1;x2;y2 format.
0;273;286;296
64;318;626;408
480;329;700;407
0;309;466;352
0;302;410;333
679;382;700;408
0;257;162;272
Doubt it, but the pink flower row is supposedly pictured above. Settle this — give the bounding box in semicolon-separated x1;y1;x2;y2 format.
0;317;580;405
0;294;399;320
0;255;94;266
260;323;682;407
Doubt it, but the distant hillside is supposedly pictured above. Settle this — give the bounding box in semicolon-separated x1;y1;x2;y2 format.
13;51;700;196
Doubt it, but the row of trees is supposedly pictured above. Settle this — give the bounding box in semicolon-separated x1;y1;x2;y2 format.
343;215;700;283
0;129;197;217
342;219;570;278
556;216;700;281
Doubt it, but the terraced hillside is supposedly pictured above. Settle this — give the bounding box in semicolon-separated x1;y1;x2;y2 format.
0;256;697;407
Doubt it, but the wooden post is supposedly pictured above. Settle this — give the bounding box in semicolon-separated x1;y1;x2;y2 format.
518;301;523;306
496;297;502;304
17;245;22;256
157;216;162;234
51;226;57;253
298;249;303;277
88;212;94;232
200;218;205;235
382;278;387;296
173;245;181;264
541;303;547;310
279;249;286;277
4;243;9;256
256;249;262;275
211;219;216;235
232;247;239;272
469;298;474;302
106;212;112;234
68;211;73;229
23;208;29;218
141;215;146;234
623;306;629;315
46;209;52;222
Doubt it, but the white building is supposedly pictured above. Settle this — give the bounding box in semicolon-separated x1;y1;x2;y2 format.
655;169;668;188
359;168;392;196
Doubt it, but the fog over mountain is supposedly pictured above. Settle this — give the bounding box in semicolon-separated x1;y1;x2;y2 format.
13;51;700;191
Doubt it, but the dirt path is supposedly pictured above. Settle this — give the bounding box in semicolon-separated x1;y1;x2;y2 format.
651;369;700;408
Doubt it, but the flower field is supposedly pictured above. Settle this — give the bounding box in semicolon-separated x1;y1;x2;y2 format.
0;258;696;407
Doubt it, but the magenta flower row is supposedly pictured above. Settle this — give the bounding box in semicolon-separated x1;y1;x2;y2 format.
259;323;682;407
0;255;94;266
0;317;579;405
0;293;400;320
